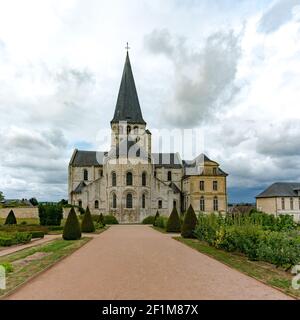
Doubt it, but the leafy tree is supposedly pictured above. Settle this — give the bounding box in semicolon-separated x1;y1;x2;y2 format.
63;207;81;240
166;207;181;232
38;203;63;226
181;205;198;238
81;206;95;233
0;191;4;202
153;211;160;226
29;198;39;206
59;199;68;206
5;210;17;225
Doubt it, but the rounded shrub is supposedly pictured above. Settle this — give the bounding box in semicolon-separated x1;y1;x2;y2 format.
142;215;155;224
5;210;17;225
181;205;198;238
166;207;181;232
104;215;119;225
63;207;81;240
81;206;95;233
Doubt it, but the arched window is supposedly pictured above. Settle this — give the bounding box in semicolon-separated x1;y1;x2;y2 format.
213;196;218;211
112;194;117;208
142;172;147;186
78;200;82;208
173;200;177;209
142;194;146;209
134;126;138;135
167;171;172;181
126;172;133;186
200;196;205;212
112;172;116;186
95;200;99;209
99;169;103;178
158;200;162;209
83;169;88;181
126;193;133;208
127;125;131;135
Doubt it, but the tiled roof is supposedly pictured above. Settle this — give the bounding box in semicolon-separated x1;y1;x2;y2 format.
256;182;300;198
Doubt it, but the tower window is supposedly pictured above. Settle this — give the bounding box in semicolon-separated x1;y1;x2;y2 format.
126;193;133;208
167;171;172;181
127;125;131;135
142;194;146;209
112;172;117;186
133;126;138;135
95;200;99;209
213;196;219;211
200;196;205;212
199;181;204;191
142;172;147;186
158;200;162;209
126;172;133;186
83;169;88;181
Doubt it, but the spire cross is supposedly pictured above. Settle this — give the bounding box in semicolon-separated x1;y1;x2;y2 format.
125;42;130;51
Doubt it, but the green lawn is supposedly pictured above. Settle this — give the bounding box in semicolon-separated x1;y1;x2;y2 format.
175;237;299;299
0;237;90;298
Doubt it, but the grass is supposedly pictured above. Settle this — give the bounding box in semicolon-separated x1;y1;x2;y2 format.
175;237;300;299
0;237;90;298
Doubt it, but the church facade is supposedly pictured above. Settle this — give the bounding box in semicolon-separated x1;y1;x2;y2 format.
68;52;228;223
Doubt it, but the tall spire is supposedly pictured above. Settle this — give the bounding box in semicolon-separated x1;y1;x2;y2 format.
111;50;146;125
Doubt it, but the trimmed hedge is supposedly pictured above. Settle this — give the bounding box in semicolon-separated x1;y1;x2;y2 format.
155;216;168;229
181;205;198;238
30;231;45;239
0;232;32;247
104;215;119;225
81;207;95;233
5;210;17;225
142;216;155;224
63;207;81;240
166;207;181;232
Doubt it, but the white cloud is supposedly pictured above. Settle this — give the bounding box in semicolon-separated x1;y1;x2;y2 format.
0;0;299;202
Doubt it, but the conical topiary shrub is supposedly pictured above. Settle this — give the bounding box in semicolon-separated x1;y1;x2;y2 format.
153;210;160;226
81;206;95;233
166;206;181;232
98;213;105;226
181;205;198;238
63;207;81;240
5;210;17;225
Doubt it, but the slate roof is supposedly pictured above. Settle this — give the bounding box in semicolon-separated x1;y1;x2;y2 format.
152;153;182;168
111;52;146;125
256;182;300;198
70;150;106;166
73;181;87;194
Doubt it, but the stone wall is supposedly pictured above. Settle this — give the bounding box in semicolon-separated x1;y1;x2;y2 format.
0;207;39;219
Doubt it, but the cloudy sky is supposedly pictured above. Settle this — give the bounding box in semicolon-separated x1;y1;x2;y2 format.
0;0;299;203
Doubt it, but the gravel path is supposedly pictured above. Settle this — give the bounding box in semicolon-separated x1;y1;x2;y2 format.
6;225;292;300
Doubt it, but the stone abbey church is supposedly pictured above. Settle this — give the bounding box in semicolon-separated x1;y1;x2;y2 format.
68;52;228;223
